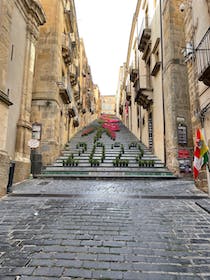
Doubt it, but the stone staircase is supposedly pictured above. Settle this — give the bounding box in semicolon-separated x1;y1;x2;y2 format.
40;120;176;179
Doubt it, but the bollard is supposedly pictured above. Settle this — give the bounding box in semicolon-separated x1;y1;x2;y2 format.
30;150;42;178
7;161;16;193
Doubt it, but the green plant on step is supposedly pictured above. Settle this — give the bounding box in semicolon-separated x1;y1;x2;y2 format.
138;160;143;167
129;142;138;149
115;156;120;166
148;160;155;167
96;141;104;147
114;142;121;147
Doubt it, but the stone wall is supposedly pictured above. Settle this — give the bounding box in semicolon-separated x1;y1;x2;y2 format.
0;151;10;196
13;161;31;185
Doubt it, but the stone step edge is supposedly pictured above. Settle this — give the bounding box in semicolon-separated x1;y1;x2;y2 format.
40;170;175;177
43;167;170;172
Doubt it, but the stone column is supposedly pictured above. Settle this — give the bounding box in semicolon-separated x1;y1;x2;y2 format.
0;0;13;195
162;0;193;175
14;6;45;183
14;29;36;182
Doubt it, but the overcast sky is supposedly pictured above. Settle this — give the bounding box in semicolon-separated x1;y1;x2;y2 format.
75;0;137;96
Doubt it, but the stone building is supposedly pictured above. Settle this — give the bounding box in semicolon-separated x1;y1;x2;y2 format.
0;0;45;195
31;0;98;166
79;39;99;128
117;0;193;177
101;95;116;115
93;84;102;117
181;0;210;191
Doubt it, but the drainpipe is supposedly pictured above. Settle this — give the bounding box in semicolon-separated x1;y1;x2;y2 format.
159;0;166;165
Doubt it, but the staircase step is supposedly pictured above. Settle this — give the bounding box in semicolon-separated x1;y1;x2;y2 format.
40;118;177;179
40;170;176;179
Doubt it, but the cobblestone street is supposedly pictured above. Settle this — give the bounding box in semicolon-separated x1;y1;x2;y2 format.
1;179;210;279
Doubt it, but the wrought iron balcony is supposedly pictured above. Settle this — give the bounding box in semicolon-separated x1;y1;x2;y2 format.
151;61;161;76
70;33;76;47
138;17;151;53
126;84;131;98
130;68;138;82
68;107;76;118
72;83;80;101
119;105;123;115
134;75;153;110
73;117;79;127
57;81;72;104
69;63;78;86
196;27;210;86
62;33;72;65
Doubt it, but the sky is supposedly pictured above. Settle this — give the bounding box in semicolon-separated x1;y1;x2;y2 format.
74;0;137;96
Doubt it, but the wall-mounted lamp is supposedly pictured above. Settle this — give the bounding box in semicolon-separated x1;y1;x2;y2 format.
179;1;192;12
179;3;186;12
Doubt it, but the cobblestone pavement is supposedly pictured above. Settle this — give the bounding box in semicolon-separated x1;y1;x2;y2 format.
1;178;210;279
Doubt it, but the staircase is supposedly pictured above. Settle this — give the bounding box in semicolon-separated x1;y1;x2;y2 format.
40;120;176;179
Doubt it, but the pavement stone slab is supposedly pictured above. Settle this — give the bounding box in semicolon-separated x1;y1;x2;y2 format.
0;178;209;279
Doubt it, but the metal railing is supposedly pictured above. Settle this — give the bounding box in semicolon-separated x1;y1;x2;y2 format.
196;27;210;78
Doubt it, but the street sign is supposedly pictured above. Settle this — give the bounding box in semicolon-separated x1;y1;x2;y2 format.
28;139;39;148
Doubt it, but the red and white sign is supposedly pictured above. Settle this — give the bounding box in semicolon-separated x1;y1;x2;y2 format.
28;139;39;148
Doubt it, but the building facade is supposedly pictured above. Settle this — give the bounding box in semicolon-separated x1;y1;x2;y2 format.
117;0;193;177
79;39;101;128
0;0;100;196
181;0;210;191
0;0;45;195
101;95;116;115
31;0;98;166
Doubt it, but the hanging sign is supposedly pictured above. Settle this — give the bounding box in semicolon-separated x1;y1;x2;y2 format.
28;139;39;148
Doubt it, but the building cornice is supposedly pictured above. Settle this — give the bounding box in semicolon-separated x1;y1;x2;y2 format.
16;0;46;26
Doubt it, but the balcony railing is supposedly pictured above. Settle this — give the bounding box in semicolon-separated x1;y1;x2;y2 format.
62;33;72;65
196;27;210;86
126;84;131;97
130;68;138;82
73;83;80;101
69;63;78;86
57;81;72;104
138;16;151;52
70;33;76;47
